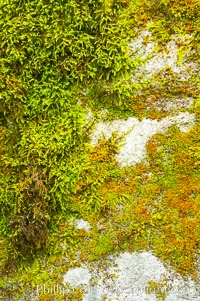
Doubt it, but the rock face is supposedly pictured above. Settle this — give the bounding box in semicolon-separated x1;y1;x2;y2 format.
129;30;197;81
63;251;200;301
89;29;198;168
63;267;91;287
2;4;199;301
74;28;199;301
40;29;200;301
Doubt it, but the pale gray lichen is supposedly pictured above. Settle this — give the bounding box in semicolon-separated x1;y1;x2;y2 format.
90;112;195;167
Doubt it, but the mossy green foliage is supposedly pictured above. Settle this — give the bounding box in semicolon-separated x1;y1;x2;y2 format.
0;0;132;257
0;0;200;300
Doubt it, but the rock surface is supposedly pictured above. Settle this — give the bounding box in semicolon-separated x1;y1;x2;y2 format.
63;251;200;301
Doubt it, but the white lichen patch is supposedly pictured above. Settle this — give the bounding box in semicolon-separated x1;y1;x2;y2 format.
129;30;199;81
128;30;155;58
99;252;167;301
63;251;200;301
91;112;195;167
143;40;181;76
63;267;91;287
75;219;91;232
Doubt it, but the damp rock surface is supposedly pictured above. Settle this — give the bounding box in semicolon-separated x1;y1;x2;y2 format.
90;112;195;167
63;251;200;301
